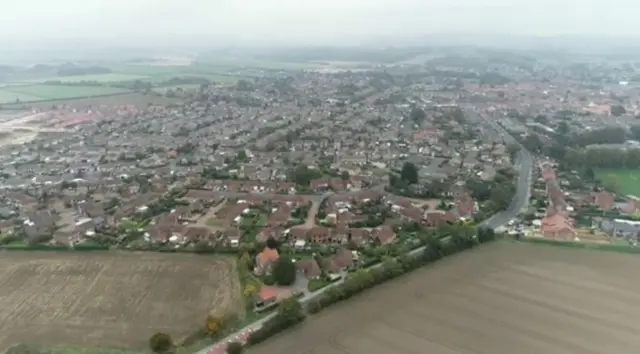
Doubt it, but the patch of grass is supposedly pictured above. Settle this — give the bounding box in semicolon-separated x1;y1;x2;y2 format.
596;168;640;197
206;218;223;227
308;278;332;292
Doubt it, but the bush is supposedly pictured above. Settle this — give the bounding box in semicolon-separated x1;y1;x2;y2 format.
306;299;322;314
226;341;243;354
263;274;275;285
149;332;173;353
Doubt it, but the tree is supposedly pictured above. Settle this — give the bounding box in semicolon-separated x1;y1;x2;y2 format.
400;162;419;185
239;252;253;270
340;170;350;181
265;237;278;250
409;106;426;123
226;342;243;354
149;332;173;353
276;297;305;325
206;314;223;334
244;284;258;297
272;256;296;286
556;121;570;135
583;167;595;181
381;256;403;278
611;105;626;117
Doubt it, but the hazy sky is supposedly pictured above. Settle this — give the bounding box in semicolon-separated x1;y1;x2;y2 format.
1;0;636;45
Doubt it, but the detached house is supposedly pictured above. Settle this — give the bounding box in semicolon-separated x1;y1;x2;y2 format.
254;247;279;276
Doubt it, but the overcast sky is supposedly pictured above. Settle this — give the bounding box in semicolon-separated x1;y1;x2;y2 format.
0;0;636;45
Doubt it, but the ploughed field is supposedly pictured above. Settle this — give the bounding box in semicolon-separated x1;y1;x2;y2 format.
0;252;241;351
249;242;640;354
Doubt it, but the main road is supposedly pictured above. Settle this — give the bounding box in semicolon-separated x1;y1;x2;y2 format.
196;108;535;354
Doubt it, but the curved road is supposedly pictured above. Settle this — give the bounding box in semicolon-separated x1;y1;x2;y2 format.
196;108;535;354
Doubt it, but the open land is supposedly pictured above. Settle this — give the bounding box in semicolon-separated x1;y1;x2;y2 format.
0;252;242;352
3;85;132;100
21;73;151;84
1;93;179;110
596;168;640;197
249;241;640;354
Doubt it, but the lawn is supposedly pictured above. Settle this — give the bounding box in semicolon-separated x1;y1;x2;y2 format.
596;168;640;197
206;218;223;227
307;278;332;292
5;85;132;100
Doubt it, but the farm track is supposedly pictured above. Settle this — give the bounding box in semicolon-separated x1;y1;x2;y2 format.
0;252;241;351
248;242;640;354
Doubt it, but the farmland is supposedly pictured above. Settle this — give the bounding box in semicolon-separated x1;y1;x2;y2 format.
4;85;132;100
250;241;640;354
0;252;242;352
0;90;44;104
1;93;178;109
21;73;150;84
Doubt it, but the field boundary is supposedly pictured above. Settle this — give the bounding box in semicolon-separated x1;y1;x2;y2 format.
0;243;244;254
0;91;135;105
517;237;640;254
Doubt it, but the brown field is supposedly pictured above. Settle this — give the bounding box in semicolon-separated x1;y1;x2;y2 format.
0;251;242;351
250;241;640;354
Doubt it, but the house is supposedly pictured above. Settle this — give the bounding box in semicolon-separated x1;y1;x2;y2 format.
540;213;576;240
298;259;321;279
455;192;477;219
310;180;330;193
183;227;212;243
372;225;396;245
254;247;280;276
423;210;457;228
255;286;278;308
601;219;640;238
224;228;241;247
593;191;615;211
322;248;354;274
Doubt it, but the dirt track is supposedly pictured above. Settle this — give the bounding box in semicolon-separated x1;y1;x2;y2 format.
249;242;640;354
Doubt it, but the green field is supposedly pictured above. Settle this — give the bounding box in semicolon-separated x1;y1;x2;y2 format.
4;85;132;100
0;89;46;104
596;168;640;197
22;73;149;84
